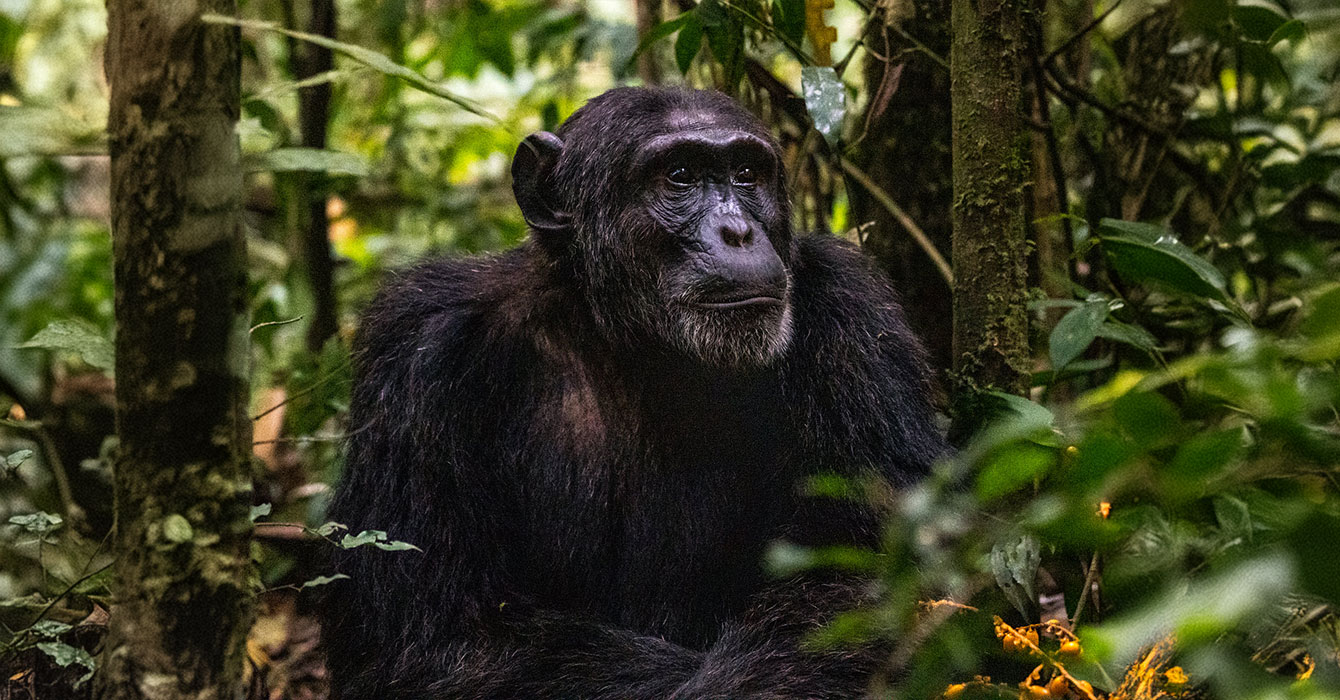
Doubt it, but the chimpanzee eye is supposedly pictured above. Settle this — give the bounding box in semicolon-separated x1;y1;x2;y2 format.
733;166;757;186
667;166;696;185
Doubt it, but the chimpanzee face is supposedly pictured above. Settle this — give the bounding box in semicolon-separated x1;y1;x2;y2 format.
512;89;795;368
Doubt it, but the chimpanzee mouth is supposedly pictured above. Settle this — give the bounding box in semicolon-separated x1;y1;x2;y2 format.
693;295;784;310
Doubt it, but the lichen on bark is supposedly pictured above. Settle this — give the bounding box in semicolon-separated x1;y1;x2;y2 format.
949;0;1031;432
100;0;254;695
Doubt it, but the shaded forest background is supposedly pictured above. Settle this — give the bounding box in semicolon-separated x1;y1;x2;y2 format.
1;0;1340;696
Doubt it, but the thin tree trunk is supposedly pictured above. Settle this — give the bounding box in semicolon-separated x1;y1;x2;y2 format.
100;0;254;694
950;0;1030;426
635;0;663;85
295;0;340;352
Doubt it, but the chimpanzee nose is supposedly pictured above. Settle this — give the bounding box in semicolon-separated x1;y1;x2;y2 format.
719;218;755;247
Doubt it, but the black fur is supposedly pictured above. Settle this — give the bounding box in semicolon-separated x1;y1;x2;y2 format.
321;88;945;699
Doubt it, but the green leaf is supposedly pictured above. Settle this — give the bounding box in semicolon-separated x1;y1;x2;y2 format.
30;620;72;637
801;66;845;147
976;442;1054;502
0;106;106;157
18;320;114;373
200;15;501;122
1266;18;1305;47
674;14;703;74
626;13;693;72
340;529;422;552
315;521;347;537
36;641;96;688
991;536;1041;619
242;147;369;176
161;514;194;543
5;449;33;469
1050;300;1108;370
298;573;350;590
1084;551;1293;665
1112;392;1181;447
1094;320;1159;353
250;503;272;522
1097;219;1233;306
771;0;805;46
1231;3;1289;42
8;512;62;536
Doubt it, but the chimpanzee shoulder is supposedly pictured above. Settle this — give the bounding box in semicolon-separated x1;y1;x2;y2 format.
783;233;943;485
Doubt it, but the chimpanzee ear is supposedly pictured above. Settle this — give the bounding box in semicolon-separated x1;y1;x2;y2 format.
512;131;571;236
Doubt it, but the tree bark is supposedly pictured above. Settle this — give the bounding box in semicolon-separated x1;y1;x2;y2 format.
950;0;1031;423
294;0;340;353
100;0;254;694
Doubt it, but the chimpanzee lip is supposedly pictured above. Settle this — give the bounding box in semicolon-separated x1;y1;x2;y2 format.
694;295;784;310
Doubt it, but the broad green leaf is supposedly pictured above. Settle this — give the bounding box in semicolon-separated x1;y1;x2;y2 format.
18;320;114;373
37;641;96;688
1266;18;1305;47
250;504;272;522
162;514;194;543
1112;391;1181;447
991;536;1041;619
674;14;703;74
801;66;845;146
8;512;62;536
1050;300;1108;370
201;15;501;123
1231;3;1289;42
299;573;350;590
1097;219;1232;306
242;147;369;176
0;106;105;157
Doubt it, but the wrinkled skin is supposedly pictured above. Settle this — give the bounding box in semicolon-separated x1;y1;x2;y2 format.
321;87;946;699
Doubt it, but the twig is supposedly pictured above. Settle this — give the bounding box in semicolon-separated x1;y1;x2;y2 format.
1070;551;1100;626
1044;0;1125;67
839;158;954;286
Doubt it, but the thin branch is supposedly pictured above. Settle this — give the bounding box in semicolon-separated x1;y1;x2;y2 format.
839;158;954;286
1044;0;1124;67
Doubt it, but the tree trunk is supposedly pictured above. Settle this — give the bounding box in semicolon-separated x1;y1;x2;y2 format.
949;0;1030;424
100;0;254;694
294;0;340;353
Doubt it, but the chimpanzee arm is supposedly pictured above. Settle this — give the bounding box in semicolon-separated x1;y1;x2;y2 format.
322;259;707;699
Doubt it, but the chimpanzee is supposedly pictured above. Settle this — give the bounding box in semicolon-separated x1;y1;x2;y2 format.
320;87;946;699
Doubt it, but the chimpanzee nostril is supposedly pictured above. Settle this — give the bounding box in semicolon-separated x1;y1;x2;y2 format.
720;219;753;247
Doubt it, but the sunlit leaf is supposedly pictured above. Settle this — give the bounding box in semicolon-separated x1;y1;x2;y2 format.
243;148;369;176
201;15;501;122
0;106;105;157
801;66;845;146
37;641;96;688
18;320;114;374
299;573;350;590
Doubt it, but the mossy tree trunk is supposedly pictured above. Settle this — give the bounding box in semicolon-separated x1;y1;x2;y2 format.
950;0;1031;427
100;0;254;695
